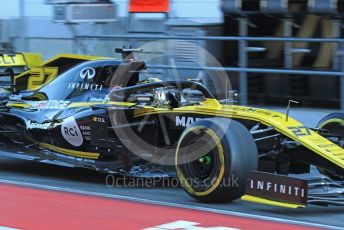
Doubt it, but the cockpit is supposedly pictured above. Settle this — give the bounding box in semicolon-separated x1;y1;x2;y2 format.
110;80;214;108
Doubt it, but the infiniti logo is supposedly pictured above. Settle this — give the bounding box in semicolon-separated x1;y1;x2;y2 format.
80;67;96;79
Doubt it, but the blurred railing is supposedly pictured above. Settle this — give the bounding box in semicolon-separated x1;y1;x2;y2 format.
75;34;344;110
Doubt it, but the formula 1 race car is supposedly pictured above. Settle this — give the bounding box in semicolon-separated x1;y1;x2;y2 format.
0;49;343;208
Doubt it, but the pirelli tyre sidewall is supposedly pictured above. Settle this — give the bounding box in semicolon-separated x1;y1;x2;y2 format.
317;113;344;180
317;113;344;137
175;118;258;203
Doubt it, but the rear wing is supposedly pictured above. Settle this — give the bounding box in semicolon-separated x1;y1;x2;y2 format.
0;53;42;92
0;53;42;73
14;53;112;92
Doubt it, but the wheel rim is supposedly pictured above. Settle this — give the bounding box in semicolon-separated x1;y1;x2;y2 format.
190;152;214;179
177;128;223;194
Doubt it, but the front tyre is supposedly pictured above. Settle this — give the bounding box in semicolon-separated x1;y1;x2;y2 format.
317;113;344;136
175;118;258;203
316;113;344;180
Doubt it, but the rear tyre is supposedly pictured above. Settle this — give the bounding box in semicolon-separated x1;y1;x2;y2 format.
316;113;344;180
175;118;258;203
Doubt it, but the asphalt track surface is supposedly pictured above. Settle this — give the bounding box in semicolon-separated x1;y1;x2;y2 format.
0;107;343;229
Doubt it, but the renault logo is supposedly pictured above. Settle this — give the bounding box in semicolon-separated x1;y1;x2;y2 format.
80;67;96;79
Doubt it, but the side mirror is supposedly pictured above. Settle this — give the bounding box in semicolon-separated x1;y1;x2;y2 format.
219;90;239;104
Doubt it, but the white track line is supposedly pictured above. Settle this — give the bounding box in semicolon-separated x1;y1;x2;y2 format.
0;178;341;230
0;227;19;230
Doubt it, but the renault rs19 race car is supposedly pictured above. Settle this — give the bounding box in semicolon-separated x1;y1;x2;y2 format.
0;49;343;208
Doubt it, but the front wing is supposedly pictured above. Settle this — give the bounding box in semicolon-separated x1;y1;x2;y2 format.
242;171;344;208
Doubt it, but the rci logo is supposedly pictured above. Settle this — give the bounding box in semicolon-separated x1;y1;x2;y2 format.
61;116;83;146
80;67;96;79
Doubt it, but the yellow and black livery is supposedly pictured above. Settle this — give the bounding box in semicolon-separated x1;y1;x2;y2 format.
0;49;343;208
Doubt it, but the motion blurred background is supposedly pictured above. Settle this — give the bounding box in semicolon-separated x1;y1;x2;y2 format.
2;0;344;109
